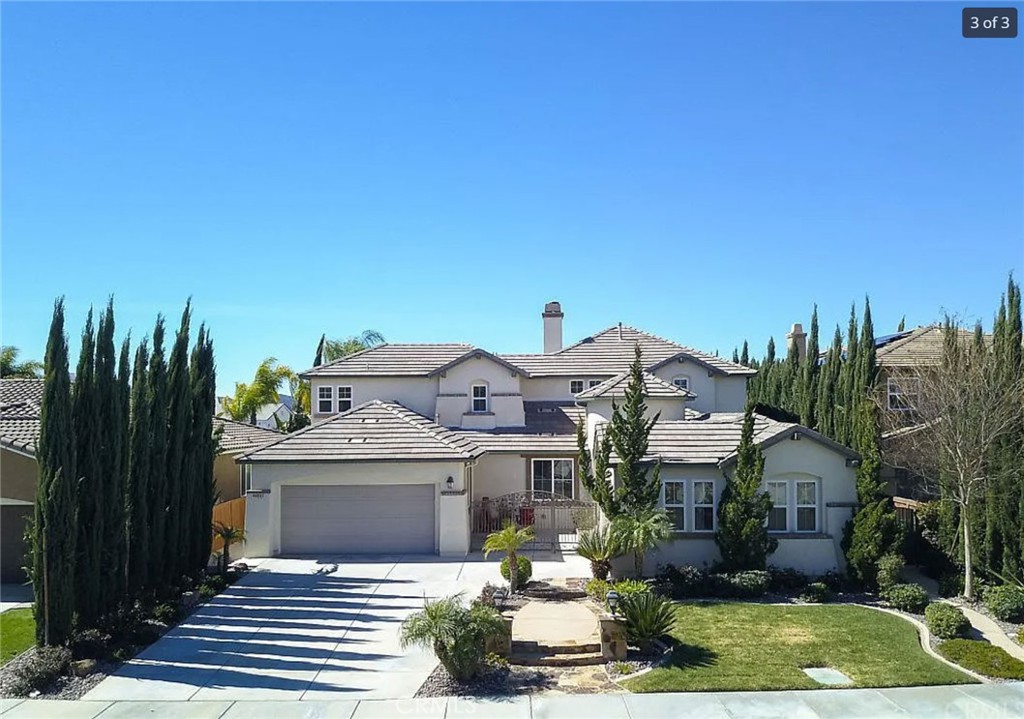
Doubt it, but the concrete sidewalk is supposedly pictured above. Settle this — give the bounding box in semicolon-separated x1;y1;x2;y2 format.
3;683;1024;719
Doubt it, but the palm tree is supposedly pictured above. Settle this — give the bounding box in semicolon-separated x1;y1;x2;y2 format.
221;357;295;424
613;508;673;578
1;346;43;378
316;330;386;365
576;525;621;580
482;521;535;593
212;523;245;576
400;594;507;680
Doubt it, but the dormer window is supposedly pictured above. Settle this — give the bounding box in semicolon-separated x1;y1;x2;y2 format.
471;384;489;412
317;386;333;413
672;375;690;391
570;380;585;394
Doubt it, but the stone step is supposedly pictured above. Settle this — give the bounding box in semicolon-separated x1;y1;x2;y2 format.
512;639;601;655
508;650;605;667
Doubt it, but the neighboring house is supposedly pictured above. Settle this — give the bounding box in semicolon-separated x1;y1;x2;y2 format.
239;302;860;574
215;395;294;430
0;379;279;582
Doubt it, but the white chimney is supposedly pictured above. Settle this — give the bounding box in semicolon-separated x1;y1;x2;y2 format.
786;323;807;361
542;301;563;353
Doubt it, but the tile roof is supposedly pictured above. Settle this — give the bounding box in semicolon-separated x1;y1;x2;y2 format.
301;344;473;378
1;379;43;454
502;325;756;377
575;371;695;400
237;399;485;462
876;325;989;368
214;417;284;453
607;412;857;465
451;401;584;453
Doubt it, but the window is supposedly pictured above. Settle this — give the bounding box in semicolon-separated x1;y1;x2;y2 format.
588;379;602;388
665;481;685;531
672;375;690;391
796;481;818;532
767;481;788;531
532;458;574;499
693;480;715;531
887;377;919;411
570;379;585;394
240;464;252;495
317;386;333;413
471;384;489;412
337;386;353;412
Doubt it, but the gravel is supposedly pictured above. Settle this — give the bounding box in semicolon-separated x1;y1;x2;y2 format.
606;659;653;678
0;647;121;701
415;663;555;697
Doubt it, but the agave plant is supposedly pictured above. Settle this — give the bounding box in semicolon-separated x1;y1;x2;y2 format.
621;591;677;653
400;594;508;680
576;525;621;580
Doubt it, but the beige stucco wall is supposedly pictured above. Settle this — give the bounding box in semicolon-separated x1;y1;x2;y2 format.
214;453;242;502
244;460;470;557
437;356;525;428
520;376;612;402
310;376;440;421
0;449;37;503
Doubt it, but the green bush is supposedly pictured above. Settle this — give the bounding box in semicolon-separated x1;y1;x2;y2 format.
982;585;1024;622
882;583;930;613
924;602;970;639
721;570;769;598
620;592;677;653
69;628;111;660
499;556;533;587
876;553;905;592
938;573;964;598
800;582;835;604
767;567;810;594
586;578;611;602
198;583;220;600
400;594;509;681
658;564;712;598
613;579;651;603
937;639;1024;679
6;646;72;696
152;603;179;624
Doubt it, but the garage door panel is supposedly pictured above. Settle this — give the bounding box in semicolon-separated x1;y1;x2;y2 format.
281;484;436;555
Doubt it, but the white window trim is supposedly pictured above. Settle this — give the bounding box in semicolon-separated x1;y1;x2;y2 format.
767;480;789;532
765;479;821;533
531;458;575;499
317;385;333;413
672;375;691;391
240;464;253;496
337;385;353;413
587;379;602;388
662;479;716;532
570;379;585;394
887;377;919;412
795;480;819;533
471;383;489;412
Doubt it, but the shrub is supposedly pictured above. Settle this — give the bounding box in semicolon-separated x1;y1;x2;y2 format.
876;553;905;592
585;578;611;603
818;570;851;593
800;582;835;604
612;579;651;602
576;525;621;580
768;567;810;594
69;628;111;660
6;646;72;696
882;583;930;613
400;594;509;681
938;572;964;598
620;592;677;653
925;602;970;639
843;498;904;587
657;564;711;598
198;583;220;600
500;555;532;588
937;639;1024;679
721;570;769;598
982;585;1024;623
152;603;179;624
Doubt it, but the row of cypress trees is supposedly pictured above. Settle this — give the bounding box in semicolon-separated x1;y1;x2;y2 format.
31;298;217;646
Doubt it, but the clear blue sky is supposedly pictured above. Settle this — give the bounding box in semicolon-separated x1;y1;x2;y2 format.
2;2;1021;394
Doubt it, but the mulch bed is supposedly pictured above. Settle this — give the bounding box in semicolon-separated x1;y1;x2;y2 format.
414;663;555;697
0;648;122;701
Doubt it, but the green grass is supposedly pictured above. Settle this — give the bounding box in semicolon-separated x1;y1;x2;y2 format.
624;602;975;692
0;608;35;666
937;639;1024;679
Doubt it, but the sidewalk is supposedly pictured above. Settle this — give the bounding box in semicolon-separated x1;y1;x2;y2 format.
2;683;1023;719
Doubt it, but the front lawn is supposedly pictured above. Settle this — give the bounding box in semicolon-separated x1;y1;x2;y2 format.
0;609;35;666
624;602;974;692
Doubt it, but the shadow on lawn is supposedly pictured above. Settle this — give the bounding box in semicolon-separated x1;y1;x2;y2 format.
665;641;718;670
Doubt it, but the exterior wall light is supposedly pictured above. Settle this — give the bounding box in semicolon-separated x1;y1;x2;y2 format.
446;476;455;490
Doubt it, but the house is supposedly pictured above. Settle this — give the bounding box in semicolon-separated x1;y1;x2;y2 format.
215;395;295;431
239;302;860;574
0;379;279;582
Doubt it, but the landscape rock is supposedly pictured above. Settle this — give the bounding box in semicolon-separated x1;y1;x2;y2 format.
71;659;97;677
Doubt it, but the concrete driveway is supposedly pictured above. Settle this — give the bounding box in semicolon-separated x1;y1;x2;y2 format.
84;551;589;702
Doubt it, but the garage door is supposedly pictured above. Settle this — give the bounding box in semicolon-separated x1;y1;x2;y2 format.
280;484;436;555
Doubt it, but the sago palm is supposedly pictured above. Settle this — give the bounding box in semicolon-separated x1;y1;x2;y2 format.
576;525;621;580
400;594;507;680
482;521;535;593
213;523;246;576
613;508;673;578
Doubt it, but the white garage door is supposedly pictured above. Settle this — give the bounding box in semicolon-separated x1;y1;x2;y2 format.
281;484;436;555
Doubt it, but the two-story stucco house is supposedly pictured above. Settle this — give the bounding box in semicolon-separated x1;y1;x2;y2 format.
239;303;861;575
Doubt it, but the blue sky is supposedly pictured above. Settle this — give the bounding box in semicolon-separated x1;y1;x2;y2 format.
2;2;1021;393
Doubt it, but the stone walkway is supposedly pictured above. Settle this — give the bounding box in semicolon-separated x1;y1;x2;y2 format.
513;600;599;645
3;682;1024;718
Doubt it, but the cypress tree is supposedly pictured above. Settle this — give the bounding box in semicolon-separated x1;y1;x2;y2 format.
898;316;906;332
73;309;103;626
188;327;217;572
740;341;749;367
800;306;820;428
714;405;778;570
609;346;662;514
32;299;78;645
126;338;151;595
115;337;131;594
731;348;740;364
147;318;169;591
96;300;126;614
165;303;192;580
837;305;859;446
